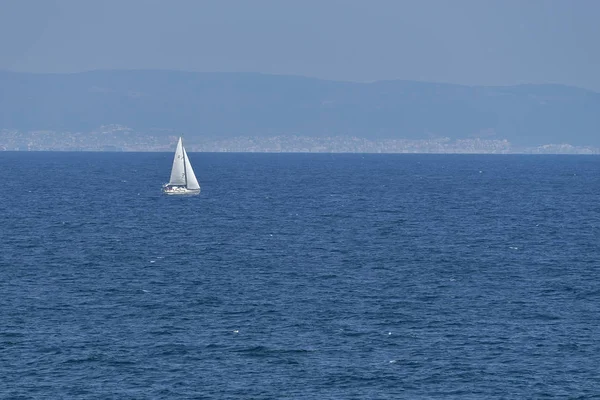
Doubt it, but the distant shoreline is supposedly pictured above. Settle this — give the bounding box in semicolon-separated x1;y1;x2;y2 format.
2;70;599;148
2;130;598;155
2;150;599;155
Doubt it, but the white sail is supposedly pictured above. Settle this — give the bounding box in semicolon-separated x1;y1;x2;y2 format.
168;137;186;186
183;148;200;190
163;136;200;195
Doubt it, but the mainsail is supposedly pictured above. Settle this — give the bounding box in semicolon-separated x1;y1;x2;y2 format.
168;137;186;186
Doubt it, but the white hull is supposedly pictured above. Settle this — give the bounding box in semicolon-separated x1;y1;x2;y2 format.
163;186;200;196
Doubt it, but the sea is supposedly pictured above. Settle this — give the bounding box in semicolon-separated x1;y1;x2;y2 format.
1;152;599;399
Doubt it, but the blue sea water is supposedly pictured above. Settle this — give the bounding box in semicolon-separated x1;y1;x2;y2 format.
1;152;600;399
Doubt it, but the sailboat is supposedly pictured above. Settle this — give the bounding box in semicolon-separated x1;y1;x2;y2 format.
163;137;201;195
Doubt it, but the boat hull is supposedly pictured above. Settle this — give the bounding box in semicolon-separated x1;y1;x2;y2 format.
163;186;200;196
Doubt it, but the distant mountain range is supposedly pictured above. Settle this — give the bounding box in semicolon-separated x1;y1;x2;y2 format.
1;70;599;147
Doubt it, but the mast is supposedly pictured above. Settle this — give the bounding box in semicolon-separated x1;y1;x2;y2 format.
182;137;188;187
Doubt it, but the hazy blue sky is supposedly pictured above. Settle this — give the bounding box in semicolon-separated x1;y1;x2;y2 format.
1;0;599;90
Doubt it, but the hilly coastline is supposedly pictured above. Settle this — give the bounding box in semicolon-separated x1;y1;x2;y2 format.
1;70;599;151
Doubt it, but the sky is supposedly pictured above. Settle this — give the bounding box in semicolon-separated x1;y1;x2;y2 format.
1;0;599;91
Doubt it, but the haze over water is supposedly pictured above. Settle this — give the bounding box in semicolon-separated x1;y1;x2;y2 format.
1;152;599;398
